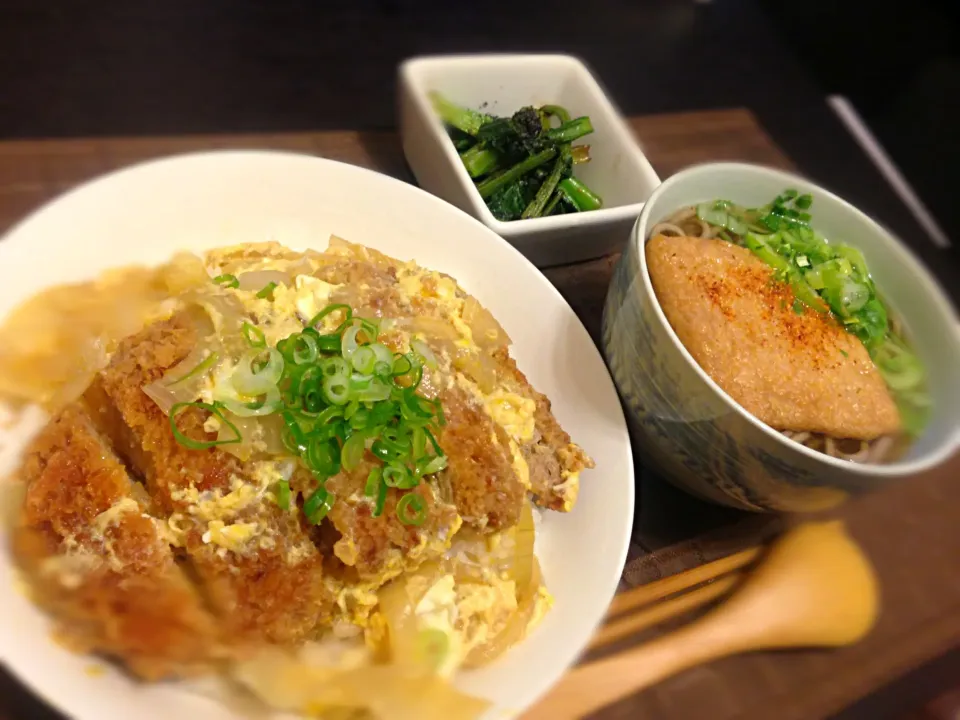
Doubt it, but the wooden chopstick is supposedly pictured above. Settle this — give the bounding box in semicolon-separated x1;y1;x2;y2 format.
590;573;742;651
588;547;762;653
606;547;761;620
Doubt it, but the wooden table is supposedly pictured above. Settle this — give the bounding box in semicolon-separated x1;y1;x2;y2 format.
0;109;958;720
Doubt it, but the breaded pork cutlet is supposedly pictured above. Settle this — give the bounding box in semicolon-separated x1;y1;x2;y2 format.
437;384;528;530
13;404;220;679
490;349;594;512
88;312;330;645
647;235;901;439
324;457;460;582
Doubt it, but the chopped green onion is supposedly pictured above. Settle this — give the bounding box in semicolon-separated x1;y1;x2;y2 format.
304;486;336;524
169;401;242;450
276;480;291;510
292;333;319;365
320;356;350;380
230;348;284;396
306;437;340;477
341;323;362;360
396;493;427;526
423;427;445;457
340;431;368;471
213;274;239;288
256;281;278;299
322;376;350;405
307;303;352;331
351;346;377;374
241;322;266;348
167;351;219;386
373;477;388;518
383;462;418;489
365;467;381;497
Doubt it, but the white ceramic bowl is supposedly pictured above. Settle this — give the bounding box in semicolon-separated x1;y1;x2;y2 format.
399;53;661;268
0;151;635;720
602;162;960;512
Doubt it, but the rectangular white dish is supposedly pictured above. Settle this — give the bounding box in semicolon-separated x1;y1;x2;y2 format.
398;53;661;267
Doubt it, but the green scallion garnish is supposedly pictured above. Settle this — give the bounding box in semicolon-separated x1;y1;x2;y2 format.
276;480;291;510
241;322;266;348
169;401;242;450
256;281;278;299
396;493;427;526
304;486;336;524
168;303;447;524
213;274;240;289
167;351;219;386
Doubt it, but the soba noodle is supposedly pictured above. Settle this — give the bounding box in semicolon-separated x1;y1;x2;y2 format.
653;205;905;465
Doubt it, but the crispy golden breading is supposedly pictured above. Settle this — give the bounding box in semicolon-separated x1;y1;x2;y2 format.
491;349;593;512
646;235;901;439
92;313;329;645
14;404;220;679
438;385;527;529
325;458;460;581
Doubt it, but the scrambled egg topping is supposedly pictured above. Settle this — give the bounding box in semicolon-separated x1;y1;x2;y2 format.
165;460;308;559
198;244;558;677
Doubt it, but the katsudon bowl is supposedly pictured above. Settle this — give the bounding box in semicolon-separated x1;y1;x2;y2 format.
602;162;960;512
0;152;636;720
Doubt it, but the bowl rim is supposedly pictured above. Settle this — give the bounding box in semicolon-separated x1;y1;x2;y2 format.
632;160;960;477
399;53;657;236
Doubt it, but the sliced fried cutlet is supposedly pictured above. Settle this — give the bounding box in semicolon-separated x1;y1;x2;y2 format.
13;403;220;679
490;348;594;513
646;235;901;439
324;458;460;583
437;384;529;529
90;312;329;644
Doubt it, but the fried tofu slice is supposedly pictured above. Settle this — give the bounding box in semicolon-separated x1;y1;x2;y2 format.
646;235;900;439
13;404;220;679
91;312;329;645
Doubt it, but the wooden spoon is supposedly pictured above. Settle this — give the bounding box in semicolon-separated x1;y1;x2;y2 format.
522;520;880;720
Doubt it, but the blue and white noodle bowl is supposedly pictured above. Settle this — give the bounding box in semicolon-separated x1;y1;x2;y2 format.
602;162;960;512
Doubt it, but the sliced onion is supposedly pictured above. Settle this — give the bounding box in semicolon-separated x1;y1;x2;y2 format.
453;350;498;393
143;379;200;416
399;316;460;342
463;557;543;668
462;296;511;349
379;562;444;671
197;293;248;354
411;339;438;369
215;384;283;418
142;331;222;414
236;270;290;293
219;412;287;460
231;348;284;396
510;501;536;591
